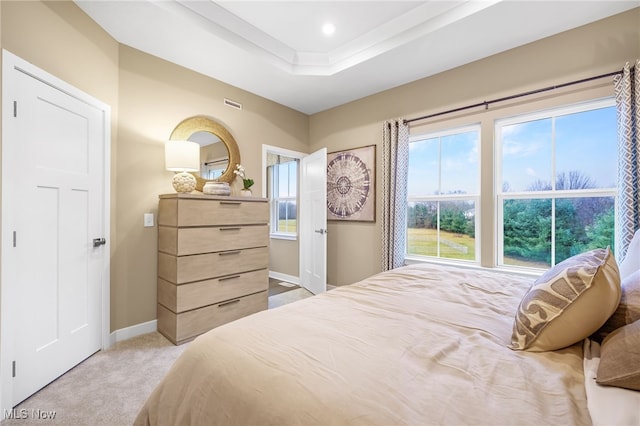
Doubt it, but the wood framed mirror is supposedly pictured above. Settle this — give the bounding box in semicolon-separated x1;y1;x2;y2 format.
169;115;240;191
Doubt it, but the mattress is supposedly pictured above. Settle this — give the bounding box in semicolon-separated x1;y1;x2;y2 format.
135;263;592;425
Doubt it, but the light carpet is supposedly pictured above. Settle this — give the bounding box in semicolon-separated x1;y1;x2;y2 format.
1;288;316;426
2;332;186;426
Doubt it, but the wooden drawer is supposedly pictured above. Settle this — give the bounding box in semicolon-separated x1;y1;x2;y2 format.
158;269;268;313
159;198;268;227
157;291;267;345
158;224;268;256
158;247;268;284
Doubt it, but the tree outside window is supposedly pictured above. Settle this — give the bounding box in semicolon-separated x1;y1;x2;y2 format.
497;100;617;268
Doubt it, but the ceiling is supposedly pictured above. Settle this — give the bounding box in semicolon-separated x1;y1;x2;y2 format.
74;1;639;115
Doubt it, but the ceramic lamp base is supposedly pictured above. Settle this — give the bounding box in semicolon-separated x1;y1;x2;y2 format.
172;172;196;193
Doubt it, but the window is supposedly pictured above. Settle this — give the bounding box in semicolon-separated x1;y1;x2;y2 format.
496;99;617;268
264;146;303;239
407;125;480;262
271;160;297;235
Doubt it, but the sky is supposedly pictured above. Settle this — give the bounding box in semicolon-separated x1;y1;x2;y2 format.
408;105;617;196
277;161;297;197
408;129;478;196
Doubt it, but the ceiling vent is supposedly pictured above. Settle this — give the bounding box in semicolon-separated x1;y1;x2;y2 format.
224;98;242;110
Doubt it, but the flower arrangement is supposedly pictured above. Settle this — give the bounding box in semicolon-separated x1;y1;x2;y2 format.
233;164;254;190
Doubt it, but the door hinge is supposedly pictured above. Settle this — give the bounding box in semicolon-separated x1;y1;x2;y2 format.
12;361;16;378
13;231;16;248
13;101;17;117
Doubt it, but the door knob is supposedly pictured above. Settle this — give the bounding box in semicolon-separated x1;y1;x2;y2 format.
314;229;327;235
93;238;106;247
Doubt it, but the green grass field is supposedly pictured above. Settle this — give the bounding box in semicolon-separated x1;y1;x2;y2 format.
278;219;297;233
408;227;548;268
501;255;549;269
281;223;545;268
407;228;476;260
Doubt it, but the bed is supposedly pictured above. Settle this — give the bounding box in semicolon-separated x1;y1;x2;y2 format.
135;246;640;426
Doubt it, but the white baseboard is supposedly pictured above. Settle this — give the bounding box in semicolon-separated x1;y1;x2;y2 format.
109;319;157;346
268;271;338;289
108;271;333;347
269;271;299;285
108;272;297;345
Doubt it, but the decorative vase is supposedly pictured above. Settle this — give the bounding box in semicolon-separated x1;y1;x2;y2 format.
203;181;230;196
240;188;252;197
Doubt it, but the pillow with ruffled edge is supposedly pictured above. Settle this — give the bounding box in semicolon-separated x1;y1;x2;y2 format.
596;319;640;391
510;247;621;352
593;269;640;342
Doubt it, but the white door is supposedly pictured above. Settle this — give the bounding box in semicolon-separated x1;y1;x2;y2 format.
1;51;109;409
299;148;327;294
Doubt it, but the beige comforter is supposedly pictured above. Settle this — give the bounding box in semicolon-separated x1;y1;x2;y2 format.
135;264;591;425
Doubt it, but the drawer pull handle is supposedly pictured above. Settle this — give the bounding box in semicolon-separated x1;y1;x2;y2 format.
218;299;240;308
219;250;241;256
219;227;241;231
220;201;241;206
219;275;241;282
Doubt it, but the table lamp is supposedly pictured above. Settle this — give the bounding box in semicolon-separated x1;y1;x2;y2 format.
165;140;200;193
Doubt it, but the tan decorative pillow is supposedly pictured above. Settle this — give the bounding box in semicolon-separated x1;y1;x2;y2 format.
594;270;640;342
596;319;640;391
510;247;621;352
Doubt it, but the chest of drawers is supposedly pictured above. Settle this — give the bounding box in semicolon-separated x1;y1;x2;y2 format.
157;193;269;344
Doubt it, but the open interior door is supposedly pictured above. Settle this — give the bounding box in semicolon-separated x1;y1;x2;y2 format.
299;148;327;294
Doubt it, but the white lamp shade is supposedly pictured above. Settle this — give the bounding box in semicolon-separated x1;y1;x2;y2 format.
165;140;200;172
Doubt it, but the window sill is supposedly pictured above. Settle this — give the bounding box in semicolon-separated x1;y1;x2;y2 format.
404;255;543;278
270;233;297;241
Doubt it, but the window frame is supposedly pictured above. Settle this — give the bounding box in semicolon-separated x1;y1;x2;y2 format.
494;97;617;269
261;145;305;241
271;161;297;238
406;124;481;264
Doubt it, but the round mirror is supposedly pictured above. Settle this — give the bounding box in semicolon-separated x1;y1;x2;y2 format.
169;115;241;191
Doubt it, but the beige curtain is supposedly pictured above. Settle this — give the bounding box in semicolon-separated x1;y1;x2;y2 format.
614;59;640;260
381;119;409;271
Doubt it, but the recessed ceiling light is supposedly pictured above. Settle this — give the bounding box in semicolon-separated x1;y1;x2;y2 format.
322;22;335;36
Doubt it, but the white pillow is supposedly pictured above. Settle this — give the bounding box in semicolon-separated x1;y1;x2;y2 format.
619;229;640;281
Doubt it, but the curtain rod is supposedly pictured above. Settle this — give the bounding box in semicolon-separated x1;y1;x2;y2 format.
204;159;227;166
403;69;624;126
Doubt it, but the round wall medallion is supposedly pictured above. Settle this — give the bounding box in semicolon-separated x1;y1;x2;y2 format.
327;152;371;218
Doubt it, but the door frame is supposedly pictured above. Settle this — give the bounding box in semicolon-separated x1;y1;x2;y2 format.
261;145;327;292
0;50;111;414
261;144;306;237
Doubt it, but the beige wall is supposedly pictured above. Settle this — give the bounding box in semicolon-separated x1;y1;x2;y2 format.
1;1;638;330
269;237;299;278
0;0;120;246
310;8;640;285
0;1;308;332
115;45;307;330
0;0;120;321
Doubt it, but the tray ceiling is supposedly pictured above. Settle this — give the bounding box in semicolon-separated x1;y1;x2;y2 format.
74;1;639;114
